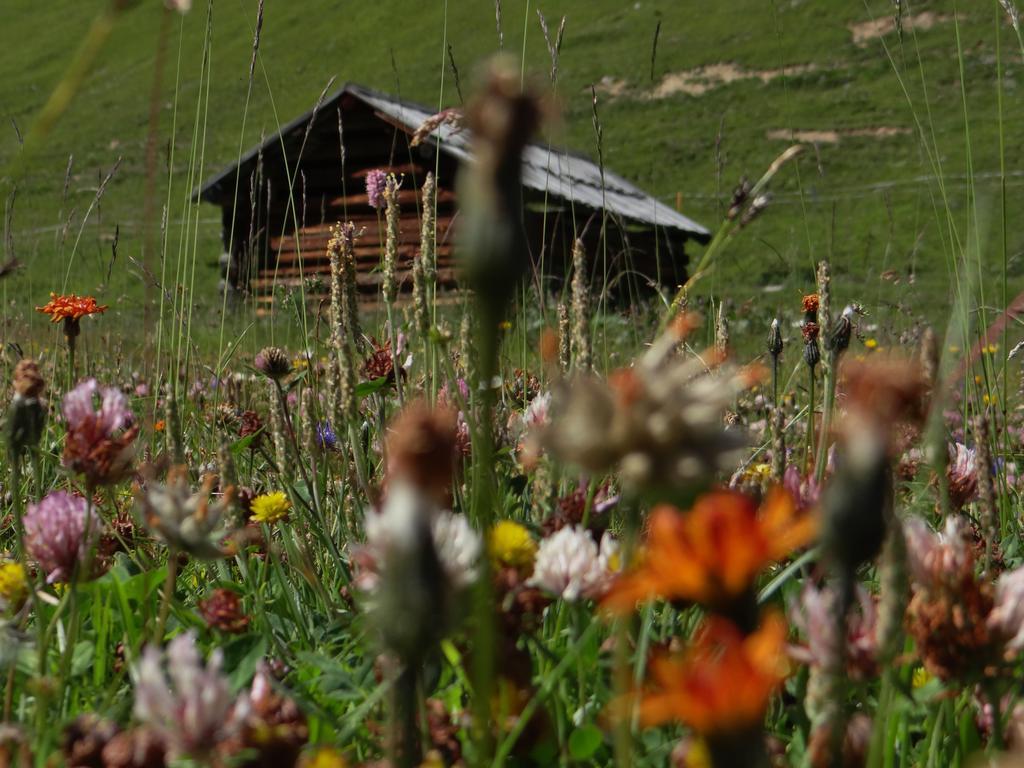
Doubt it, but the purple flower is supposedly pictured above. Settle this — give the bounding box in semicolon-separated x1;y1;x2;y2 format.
62;379;138;486
783;464;820;511
315;421;337;451
24;491;100;583
132;632;242;758
365;169;387;210
63;378;133;434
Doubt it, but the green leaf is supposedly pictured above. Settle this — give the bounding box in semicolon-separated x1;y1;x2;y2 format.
71;641;95;677
568;724;603;761
230;432;260;455
225;634;269;693
355;376;388;399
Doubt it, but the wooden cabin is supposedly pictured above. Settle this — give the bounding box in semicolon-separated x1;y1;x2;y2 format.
195;84;709;310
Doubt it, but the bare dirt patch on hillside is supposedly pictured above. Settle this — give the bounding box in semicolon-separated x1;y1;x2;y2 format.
849;11;953;47
766;126;911;144
649;62;819;98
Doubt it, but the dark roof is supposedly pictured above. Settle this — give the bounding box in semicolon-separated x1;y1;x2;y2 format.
196;83;709;240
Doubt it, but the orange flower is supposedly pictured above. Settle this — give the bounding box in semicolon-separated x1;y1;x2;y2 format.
36;293;108;324
634;612;789;734
154;420;166;432
802;294;819;315
602;489;816;613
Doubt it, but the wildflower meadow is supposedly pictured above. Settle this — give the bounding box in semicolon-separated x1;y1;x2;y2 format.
4;1;1024;767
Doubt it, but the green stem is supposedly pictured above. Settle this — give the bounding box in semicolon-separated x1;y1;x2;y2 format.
815;350;838;483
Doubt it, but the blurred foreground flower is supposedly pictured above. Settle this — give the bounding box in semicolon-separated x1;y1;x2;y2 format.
137;466;233;558
788;582;878;678
528;526;619;601
24;491;101;583
63;379;138;487
220;663;309;766
629;613;788;760
7;359;47;458
603;489;814;623
132;631;241;759
361;505;482;594
545;317;759;498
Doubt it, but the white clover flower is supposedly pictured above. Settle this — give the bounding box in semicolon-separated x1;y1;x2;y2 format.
362;483;481;591
132;632;242;758
989;566;1024;652
525;391;551;429
431;510;483;589
903;516;972;588
529;526;619;601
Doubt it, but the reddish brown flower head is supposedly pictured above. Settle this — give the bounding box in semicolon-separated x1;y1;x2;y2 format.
629;612;789;735
802;294;820;316
199;589;250;634
362;338;400;384
62;379;138;486
801;321;820;344
238;410;264;449
36;293;108;324
219;665;308;766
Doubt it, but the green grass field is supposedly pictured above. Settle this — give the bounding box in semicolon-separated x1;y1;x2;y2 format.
2;0;1022;358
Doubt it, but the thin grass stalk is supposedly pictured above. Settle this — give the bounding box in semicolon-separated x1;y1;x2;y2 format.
382;177;403;406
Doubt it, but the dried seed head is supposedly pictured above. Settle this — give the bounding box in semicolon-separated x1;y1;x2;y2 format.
726;176;751;220
254;347;292;381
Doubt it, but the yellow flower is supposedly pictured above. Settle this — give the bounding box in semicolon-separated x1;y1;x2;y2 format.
864;338;878;350
0;562;27;612
681;737;712;768
738;463;772;486
975;375;983;385
250;491;291;525
498;320;512;331
488;521;537;569
302;747;347;768
986;344;999;355
912;667;932;689
983;394;995;406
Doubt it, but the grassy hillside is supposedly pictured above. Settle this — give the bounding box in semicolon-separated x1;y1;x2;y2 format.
2;0;1022;357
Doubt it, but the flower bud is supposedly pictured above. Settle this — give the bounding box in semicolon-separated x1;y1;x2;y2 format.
827;306;854;355
767;318;783;358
